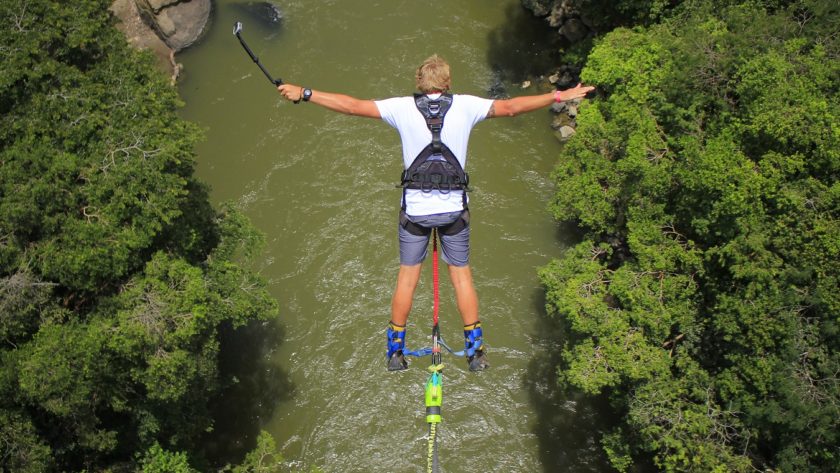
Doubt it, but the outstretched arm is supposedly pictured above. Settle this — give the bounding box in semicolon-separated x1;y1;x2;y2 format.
277;84;381;118
487;83;595;118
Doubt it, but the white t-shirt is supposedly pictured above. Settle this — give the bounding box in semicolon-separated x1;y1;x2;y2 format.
375;94;494;216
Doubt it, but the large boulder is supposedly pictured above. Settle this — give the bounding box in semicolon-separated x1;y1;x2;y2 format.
557;125;576;141
135;0;212;52
559;17;588;43
147;0;181;13
520;0;553;17
547;0;575;28
110;0;175;78
522;0;594;43
110;0;212;83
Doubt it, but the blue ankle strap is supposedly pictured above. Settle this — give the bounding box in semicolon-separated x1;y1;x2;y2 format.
464;325;484;357
386;326;406;359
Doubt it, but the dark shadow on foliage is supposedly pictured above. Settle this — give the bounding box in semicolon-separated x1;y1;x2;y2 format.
485;4;564;91
525;287;658;472
554;219;587;248
524;287;616;473
156;179;221;267
200;316;293;469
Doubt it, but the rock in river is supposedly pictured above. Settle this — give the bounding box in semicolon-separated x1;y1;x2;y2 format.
231;1;284;29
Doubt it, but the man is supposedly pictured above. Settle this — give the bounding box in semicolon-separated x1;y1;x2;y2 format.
278;55;594;372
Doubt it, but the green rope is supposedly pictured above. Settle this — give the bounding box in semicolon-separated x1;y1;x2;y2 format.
427;422;439;473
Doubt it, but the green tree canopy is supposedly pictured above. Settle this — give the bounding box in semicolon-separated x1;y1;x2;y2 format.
541;1;839;470
1;1;280;471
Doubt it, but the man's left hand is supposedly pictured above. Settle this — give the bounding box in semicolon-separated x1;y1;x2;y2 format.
561;83;596;101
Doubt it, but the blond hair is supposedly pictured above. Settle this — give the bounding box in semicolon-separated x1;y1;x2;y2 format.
415;55;451;93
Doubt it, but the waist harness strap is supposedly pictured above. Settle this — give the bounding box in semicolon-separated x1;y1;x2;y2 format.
399;209;470;237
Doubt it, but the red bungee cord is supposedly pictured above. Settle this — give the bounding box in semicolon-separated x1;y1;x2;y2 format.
432;229;439;326
431;229;441;362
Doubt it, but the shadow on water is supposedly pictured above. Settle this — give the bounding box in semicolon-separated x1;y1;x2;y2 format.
200;317;294;468
485;5;619;470
230;1;285;29
524;288;616;472
485;3;563;96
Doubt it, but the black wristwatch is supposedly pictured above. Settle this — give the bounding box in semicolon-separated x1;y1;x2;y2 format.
302;88;312;102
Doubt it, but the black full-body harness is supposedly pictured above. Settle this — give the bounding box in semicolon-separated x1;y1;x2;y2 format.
398;93;470;237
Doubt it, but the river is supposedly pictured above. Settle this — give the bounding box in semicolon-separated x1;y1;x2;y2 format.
176;1;612;471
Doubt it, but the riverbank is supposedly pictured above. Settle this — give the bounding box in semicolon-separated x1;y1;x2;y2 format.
520;0;596;141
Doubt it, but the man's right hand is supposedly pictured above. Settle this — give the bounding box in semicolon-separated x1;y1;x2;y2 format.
277;83;303;103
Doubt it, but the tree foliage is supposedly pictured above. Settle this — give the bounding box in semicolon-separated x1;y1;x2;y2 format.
541;0;839;471
0;1;280;471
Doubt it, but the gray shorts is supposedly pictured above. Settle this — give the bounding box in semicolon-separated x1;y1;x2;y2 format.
398;211;470;267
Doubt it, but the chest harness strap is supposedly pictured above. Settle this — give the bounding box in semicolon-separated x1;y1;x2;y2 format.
398;93;470;237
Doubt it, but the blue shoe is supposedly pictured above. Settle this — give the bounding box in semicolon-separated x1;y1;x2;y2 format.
387;322;408;371
464;322;489;371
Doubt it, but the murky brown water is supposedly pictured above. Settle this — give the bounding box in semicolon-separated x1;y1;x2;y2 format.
177;1;612;471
